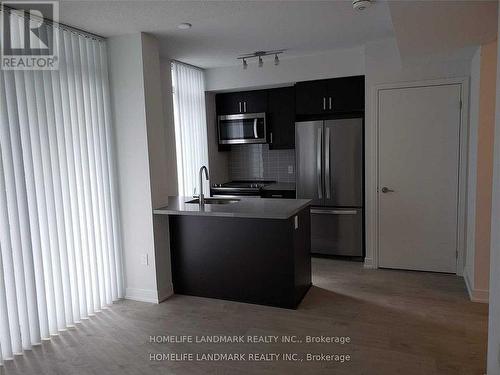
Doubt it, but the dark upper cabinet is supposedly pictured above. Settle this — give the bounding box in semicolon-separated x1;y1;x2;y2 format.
295;80;328;115
328;76;364;113
268;86;295;149
216;92;243;115
216;90;267;115
241;90;267;113
295;75;364;115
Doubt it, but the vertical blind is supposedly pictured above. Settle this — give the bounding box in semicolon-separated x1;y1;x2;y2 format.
171;61;209;196
0;10;124;364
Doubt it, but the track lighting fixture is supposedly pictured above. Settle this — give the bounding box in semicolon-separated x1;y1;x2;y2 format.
237;50;284;69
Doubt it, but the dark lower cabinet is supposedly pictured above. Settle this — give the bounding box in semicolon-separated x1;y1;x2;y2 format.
169;208;311;309
268;86;295;149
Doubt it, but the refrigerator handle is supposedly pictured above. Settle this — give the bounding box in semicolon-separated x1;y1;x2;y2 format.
325;127;330;199
317;127;323;199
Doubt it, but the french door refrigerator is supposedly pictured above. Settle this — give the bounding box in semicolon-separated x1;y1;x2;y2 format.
296;118;363;256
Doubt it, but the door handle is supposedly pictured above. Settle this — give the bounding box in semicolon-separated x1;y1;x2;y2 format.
381;187;395;193
323;97;326;110
243;101;247;112
317;127;323;199
325;127;330;199
239;102;242;112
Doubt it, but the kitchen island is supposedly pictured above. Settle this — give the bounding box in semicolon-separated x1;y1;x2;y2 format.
154;196;312;309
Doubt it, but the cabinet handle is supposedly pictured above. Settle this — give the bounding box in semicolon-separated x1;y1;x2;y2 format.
243;101;247;112
329;97;332;110
323;97;326;110
271;194;283;198
239;102;242;112
270;132;273;144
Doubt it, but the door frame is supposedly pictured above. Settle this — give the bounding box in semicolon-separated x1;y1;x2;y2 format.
365;77;469;275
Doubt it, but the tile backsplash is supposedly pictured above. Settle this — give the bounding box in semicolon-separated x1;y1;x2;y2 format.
229;144;295;183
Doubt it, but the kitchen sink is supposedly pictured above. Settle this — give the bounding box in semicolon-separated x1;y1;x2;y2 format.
185;197;240;205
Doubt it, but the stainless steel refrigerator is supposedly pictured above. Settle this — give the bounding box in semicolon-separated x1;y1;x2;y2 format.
295;118;363;257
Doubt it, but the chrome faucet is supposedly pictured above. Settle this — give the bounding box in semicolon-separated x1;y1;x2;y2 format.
198;166;209;205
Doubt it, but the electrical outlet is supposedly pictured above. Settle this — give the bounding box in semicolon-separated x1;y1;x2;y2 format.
294;216;299;229
141;253;149;266
288;165;294;174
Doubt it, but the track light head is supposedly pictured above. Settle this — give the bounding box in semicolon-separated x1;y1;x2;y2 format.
258;56;263;68
242;58;247;70
274;54;279;66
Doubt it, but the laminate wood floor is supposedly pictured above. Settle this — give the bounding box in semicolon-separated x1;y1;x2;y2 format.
2;258;488;375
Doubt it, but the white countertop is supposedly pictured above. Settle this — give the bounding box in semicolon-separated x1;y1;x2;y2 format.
153;196;311;219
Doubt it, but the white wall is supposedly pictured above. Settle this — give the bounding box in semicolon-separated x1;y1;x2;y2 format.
465;46;481;295
487;5;500;374
205;46;365;92
141;34;175;301
108;33;174;303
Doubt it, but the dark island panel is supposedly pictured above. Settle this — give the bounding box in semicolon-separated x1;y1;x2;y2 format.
169;206;311;309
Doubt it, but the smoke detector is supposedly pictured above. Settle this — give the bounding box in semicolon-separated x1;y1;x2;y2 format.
353;0;371;11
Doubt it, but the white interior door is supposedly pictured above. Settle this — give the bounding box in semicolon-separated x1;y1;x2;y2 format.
378;84;462;273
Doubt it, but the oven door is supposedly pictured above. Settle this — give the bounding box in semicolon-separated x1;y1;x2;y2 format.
218;113;267;145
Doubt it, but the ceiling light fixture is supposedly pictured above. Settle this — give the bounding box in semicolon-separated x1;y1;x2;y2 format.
352;0;371;11
237;50;284;70
177;22;192;30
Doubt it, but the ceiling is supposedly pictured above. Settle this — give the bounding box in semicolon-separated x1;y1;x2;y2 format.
57;0;394;68
389;0;498;60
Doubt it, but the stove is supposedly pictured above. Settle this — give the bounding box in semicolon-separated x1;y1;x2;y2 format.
210;180;276;197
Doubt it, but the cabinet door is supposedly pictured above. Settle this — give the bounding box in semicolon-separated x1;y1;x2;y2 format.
268;86;295;149
240;90;267;113
327;76;364;113
216;92;245;115
295;80;328;115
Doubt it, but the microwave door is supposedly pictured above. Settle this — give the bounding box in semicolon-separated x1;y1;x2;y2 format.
218;113;266;144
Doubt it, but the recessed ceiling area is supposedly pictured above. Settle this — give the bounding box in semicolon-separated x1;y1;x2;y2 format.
389;0;498;59
58;0;394;68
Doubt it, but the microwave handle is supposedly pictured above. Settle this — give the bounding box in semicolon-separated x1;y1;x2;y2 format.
253;118;258;138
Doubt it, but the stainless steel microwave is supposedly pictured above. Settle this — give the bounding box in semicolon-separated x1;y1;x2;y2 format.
218;113;267;145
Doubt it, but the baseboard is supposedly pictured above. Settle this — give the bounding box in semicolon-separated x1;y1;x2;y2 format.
125;285;174;304
125;288;160;304
464;271;489;304
363;257;377;269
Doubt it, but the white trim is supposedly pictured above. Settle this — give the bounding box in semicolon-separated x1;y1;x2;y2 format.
365;77;469;276
363;257;376;269
125;288;160;304
464;271;490;304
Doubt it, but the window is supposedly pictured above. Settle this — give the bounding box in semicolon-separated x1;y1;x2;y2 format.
0;9;123;363
171;61;209;196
